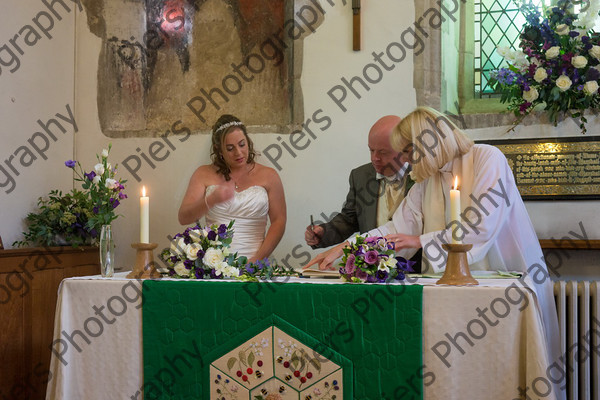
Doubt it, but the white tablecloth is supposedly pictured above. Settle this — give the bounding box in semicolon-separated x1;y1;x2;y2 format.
45;274;561;400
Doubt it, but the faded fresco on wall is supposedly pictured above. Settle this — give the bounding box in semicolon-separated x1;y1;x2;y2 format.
82;0;323;137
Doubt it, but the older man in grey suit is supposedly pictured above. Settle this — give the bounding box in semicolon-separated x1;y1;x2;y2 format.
305;115;413;249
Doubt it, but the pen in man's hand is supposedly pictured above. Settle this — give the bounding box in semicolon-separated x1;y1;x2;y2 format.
310;215;314;230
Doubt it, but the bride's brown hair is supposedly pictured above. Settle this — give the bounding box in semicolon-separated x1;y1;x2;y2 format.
210;114;257;180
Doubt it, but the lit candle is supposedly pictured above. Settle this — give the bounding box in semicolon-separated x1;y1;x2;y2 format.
450;176;461;244
140;186;149;243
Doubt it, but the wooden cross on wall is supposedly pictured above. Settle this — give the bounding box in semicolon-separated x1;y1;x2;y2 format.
353;0;361;51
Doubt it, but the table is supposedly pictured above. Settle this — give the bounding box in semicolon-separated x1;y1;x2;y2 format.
45;274;560;400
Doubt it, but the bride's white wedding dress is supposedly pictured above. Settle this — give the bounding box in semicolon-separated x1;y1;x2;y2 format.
205;185;269;258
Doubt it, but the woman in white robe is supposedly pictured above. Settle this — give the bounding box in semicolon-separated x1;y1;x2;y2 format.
306;107;562;398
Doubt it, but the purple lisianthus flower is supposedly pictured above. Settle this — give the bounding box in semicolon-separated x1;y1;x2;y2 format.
245;266;256;274
395;271;406;281
397;257;416;273
364;250;379;265
65;160;76;168
569;30;579;38
89;228;98;238
110;198;120;208
376;270;389;283
586;67;600;81
84;171;96;181
194;269;203;279
92;206;99;214
170;256;178;263
344;254;356;274
364;236;378;244
209;268;220;279
356;269;368;281
207;230;217;241
196;249;205;259
183;259;193;269
118;192;127;199
169;269;176;276
366;274;377;283
218;224;227;235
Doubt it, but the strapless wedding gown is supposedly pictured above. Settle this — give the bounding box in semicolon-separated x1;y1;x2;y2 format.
205;185;269;258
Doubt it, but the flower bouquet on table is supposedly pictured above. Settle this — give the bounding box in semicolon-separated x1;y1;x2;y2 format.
14;144;127;247
339;234;415;283
490;0;600;133
160;221;297;281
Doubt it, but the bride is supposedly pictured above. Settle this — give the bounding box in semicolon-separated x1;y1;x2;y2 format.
178;115;286;262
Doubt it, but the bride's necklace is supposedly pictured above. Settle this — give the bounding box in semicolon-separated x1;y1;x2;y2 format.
230;166;250;190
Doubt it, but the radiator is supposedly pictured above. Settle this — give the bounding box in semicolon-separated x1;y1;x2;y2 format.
554;281;600;400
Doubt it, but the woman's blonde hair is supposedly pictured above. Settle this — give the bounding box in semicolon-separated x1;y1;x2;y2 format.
392;107;474;182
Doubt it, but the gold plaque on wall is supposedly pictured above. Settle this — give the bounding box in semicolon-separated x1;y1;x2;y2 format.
479;138;600;200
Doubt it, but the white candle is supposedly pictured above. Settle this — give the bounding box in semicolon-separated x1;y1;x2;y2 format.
140;186;149;243
450;176;461;244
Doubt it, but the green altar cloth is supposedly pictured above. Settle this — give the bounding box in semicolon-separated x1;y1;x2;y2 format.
142;280;423;400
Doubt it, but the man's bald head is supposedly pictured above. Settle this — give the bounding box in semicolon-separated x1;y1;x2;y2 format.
368;115;406;176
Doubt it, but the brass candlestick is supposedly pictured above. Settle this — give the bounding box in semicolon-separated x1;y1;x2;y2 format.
436;243;478;286
127;242;160;279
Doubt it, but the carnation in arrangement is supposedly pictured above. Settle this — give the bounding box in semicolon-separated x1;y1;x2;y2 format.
339;235;415;283
160;221;297;281
490;0;600;133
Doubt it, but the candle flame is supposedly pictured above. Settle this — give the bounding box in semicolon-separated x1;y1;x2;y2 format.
142;186;146;197
453;176;459;190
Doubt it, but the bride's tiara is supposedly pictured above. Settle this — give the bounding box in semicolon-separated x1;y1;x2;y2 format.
215;121;244;133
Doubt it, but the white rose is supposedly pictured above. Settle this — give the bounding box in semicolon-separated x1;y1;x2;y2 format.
94;163;105;175
174;262;189;277
105;178;117;189
92;176;101;184
185;242;203;260
188;229;202;243
203;248;224;268
572;55;588;69
170;237;187;255
556;75;573;91
224;265;239;278
546;46;560;59
523;87;539;103
534;68;548;83
555;24;569;35
590;45;600;60
584;80;599;95
101;149;109;158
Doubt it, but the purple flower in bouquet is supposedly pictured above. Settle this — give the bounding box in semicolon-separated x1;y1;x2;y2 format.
364;236;378;244
65;160;76;168
194;269;204;279
207;230;217;241
356;269;368;281
344;254;356;274
375;270;389;283
364;250;379;265
366;274;377;283
218;224;227;237
184;259;193;269
245;266;256;274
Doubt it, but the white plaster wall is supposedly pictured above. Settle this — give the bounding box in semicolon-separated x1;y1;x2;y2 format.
0;0;75;247
1;0;598;275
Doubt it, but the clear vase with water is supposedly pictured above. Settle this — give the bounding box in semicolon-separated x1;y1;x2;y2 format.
99;225;114;277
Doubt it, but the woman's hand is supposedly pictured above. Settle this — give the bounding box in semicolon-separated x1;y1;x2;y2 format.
384;233;421;250
207;181;235;207
303;242;347;271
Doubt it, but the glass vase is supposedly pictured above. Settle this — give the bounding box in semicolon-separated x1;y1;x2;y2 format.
99;224;115;277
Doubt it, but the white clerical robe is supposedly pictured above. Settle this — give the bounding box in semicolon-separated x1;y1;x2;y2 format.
364;144;563;399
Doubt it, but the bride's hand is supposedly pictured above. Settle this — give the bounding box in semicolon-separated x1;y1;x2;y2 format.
207;182;235;207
